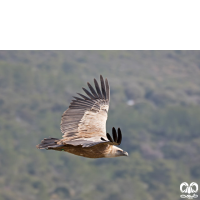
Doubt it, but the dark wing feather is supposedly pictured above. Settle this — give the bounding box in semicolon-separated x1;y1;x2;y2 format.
60;75;110;147
117;128;122;144
82;87;96;100
87;82;99;98
112;127;117;142
77;93;91;101
106;133;113;143
101;137;107;141
105;78;110;102
94;78;103;99
100;75;106;99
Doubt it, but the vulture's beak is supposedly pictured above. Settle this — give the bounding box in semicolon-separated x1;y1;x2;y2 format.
122;151;128;156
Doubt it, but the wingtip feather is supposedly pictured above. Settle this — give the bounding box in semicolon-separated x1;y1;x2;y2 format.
117;128;122;144
105;78;110;101
94;78;103;98
106;133;113;143
100;75;106;99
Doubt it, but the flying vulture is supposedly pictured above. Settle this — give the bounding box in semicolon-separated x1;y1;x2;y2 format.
36;75;128;158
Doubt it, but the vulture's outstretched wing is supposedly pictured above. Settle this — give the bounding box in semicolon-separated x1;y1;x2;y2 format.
60;75;110;147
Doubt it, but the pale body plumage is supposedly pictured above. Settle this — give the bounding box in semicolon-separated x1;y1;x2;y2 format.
37;75;128;158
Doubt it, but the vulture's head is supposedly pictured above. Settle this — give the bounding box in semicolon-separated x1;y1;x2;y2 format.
103;127;128;158
105;146;128;158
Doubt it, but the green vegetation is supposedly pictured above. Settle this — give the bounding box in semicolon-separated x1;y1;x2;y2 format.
0;51;200;200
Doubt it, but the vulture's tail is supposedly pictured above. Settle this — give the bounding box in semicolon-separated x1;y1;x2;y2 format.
36;138;64;151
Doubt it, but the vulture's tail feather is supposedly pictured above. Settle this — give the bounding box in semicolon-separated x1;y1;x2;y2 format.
36;138;64;151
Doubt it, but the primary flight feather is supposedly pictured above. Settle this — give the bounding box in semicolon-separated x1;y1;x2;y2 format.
36;75;128;158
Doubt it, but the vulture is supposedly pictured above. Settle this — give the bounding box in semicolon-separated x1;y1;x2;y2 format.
36;75;128;158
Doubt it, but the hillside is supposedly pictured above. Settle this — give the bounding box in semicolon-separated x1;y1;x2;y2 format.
0;51;200;200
